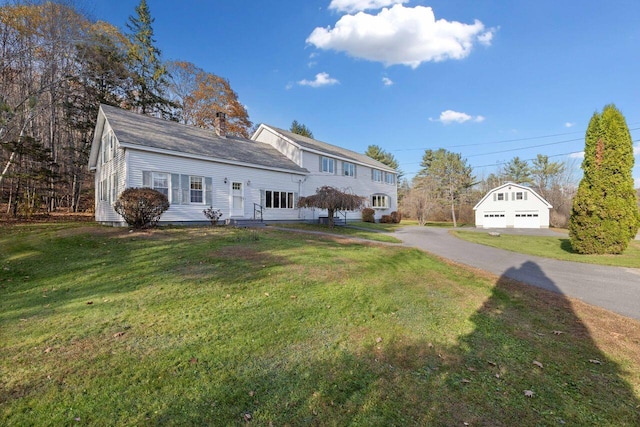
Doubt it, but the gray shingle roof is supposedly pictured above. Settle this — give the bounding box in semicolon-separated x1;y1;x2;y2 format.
266;126;396;172
100;104;308;174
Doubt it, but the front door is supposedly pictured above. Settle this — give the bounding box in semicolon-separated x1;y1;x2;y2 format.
231;182;244;217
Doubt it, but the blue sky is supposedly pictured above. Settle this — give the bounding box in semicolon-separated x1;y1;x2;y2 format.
88;0;640;185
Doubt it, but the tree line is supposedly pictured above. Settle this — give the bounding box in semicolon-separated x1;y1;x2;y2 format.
0;0;252;217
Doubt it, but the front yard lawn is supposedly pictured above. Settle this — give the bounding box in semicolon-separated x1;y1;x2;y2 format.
1;224;639;425
453;230;640;268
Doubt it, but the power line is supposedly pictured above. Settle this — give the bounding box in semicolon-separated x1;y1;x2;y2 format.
393;126;640;153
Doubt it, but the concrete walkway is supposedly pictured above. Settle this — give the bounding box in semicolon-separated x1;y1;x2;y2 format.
392;226;640;321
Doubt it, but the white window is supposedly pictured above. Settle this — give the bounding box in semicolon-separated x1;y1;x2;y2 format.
100;178;108;201
385;172;395;185
371;194;389;208
101;131;115;163
190;176;203;203
343;162;355;177
321;156;335;173
153;172;169;198
372;169;383;182
111;173;118;202
265;190;295;209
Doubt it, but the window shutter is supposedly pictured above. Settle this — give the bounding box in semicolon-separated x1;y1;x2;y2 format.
333;159;337;175
142;171;151;187
319;156;323;172
512;192;515;201
181;174;190;205
294;192;299;207
524;192;528;200
167;174;178;204
354;165;357;178
205;177;212;205
371;169;374;181
260;189;265;207
493;193;496;201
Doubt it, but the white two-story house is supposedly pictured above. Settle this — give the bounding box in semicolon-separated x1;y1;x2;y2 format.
89;104;398;225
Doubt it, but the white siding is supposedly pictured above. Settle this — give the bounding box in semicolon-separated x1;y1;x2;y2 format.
126;150;305;223
94;122;127;223
300;151;397;221
474;185;551;228
254;128;302;165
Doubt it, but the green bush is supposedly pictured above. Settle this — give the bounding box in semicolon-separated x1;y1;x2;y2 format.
362;208;375;223
113;187;169;229
390;211;402;224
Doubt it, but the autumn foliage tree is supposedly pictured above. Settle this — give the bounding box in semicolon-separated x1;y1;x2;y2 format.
569;105;640;254
297;186;365;227
167;60;252;137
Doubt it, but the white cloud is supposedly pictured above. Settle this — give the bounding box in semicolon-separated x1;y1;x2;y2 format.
382;77;393;86
298;72;340;88
569;151;585;159
634;143;640;155
307;5;496;68
329;0;407;13
565;122;576;128
635;177;640;188
430;110;484;125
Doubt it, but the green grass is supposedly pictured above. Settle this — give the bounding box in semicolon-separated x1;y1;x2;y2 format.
271;222;402;243
1;223;639;426
453;230;640;268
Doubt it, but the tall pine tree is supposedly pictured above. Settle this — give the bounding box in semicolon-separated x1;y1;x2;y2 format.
569;104;640;254
126;0;171;115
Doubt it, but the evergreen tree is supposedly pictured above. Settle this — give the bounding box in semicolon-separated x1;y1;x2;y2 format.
569;104;640;254
126;0;171;115
289;120;313;138
417;148;474;227
364;144;403;178
500;156;532;184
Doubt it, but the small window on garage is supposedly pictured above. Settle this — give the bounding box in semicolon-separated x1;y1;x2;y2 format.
497;193;504;201
516;192;523;200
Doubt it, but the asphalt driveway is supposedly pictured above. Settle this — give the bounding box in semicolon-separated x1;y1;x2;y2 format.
393;226;640;320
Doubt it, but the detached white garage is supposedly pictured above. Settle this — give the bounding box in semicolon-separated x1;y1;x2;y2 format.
474;182;552;229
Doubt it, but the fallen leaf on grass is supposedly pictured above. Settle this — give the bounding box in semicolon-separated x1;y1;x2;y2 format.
86;301;93;305
44;347;52;353
243;413;252;422
524;390;535;397
376;337;383;343
533;361;544;369
467;367;476;372
553;330;564;335
113;331;125;338
487;361;497;367
249;390;255;397
589;359;603;365
190;357;198;364
461;379;471;384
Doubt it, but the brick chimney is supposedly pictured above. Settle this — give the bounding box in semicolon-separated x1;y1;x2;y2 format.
214;112;227;138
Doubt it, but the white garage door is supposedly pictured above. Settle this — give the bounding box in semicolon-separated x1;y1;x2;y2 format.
514;212;540;228
483;212;506;228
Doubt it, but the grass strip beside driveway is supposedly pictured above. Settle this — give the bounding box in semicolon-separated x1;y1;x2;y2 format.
453;230;640;268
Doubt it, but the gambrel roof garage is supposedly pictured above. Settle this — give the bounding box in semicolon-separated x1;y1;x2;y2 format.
473;182;553;229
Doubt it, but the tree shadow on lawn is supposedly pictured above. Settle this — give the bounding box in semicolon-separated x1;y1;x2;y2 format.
143;262;640;426
452;261;640;426
559;238;576;254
